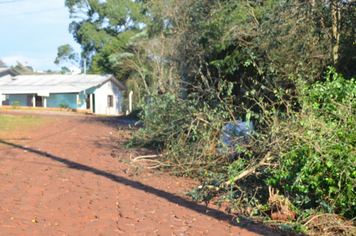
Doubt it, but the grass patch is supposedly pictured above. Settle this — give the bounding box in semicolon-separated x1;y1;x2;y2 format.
0;115;54;139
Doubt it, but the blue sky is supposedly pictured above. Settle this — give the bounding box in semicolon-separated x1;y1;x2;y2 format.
0;0;82;71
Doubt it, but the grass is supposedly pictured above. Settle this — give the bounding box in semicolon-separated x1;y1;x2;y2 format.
0;172;13;177
0;115;54;139
0;106;89;114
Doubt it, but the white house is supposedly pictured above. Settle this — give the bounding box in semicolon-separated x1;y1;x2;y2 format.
0;74;127;115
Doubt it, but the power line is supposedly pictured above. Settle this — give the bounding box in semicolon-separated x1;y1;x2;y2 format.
0;7;65;18
0;0;27;3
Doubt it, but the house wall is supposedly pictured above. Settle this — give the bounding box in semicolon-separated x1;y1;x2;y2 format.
77;87;97;110
1;94;9;105
47;94;77;109
94;80;123;115
9;94;27;106
9;94;78;108
6;80;124;115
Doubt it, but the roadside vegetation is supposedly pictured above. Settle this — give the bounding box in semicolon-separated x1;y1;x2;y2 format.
60;0;356;234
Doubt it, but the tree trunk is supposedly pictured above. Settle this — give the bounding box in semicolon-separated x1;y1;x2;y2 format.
331;0;340;65
180;55;188;99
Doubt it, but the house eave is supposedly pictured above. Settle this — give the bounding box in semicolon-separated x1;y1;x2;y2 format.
98;75;127;90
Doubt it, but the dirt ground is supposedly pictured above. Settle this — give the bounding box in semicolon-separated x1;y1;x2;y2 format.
0;110;285;236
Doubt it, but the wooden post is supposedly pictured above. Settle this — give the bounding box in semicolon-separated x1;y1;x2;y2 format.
32;94;35;107
89;94;93;113
76;94;79;109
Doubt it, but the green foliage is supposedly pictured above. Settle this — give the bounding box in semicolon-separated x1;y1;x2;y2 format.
129;65;356;228
60;0;147;79
266;67;356;217
54;44;77;65
60;66;70;74
58;103;69;109
127;73;238;173
10;101;20;108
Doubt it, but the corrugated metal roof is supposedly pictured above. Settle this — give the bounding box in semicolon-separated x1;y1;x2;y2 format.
0;75;13;86
0;68;20;76
0;68;9;73
0;74;127;94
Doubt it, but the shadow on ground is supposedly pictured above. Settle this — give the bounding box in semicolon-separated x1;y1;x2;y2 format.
0;138;295;236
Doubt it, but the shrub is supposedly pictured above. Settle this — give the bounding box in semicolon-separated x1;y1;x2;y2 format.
59;103;69;109
127;66;356;223
266;67;356;217
10;101;20;108
127;77;238;174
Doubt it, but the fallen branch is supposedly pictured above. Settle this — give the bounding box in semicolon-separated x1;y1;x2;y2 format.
220;151;272;188
131;153;167;160
323;225;356;232
330;99;356;110
199;152;272;191
303;213;343;227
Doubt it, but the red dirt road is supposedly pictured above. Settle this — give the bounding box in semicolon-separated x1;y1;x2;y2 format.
0;110;283;235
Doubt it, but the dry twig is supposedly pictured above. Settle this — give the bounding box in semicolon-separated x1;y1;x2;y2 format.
199;151;272;191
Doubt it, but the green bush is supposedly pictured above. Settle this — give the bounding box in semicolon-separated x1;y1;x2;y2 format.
127;66;356;221
58;103;69;109
266;67;356;217
10;101;20;107
127;77;239;174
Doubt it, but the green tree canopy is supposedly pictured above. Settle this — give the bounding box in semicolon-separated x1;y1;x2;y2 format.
54;44;78;65
56;0;148;81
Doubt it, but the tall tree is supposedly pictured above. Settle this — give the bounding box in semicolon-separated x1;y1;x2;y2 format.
54;44;78;65
57;0;147;79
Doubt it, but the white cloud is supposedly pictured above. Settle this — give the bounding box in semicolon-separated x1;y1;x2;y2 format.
0;0;82;71
1;54;75;71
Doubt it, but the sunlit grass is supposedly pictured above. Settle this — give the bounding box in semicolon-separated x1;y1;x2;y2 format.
0;115;54;139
